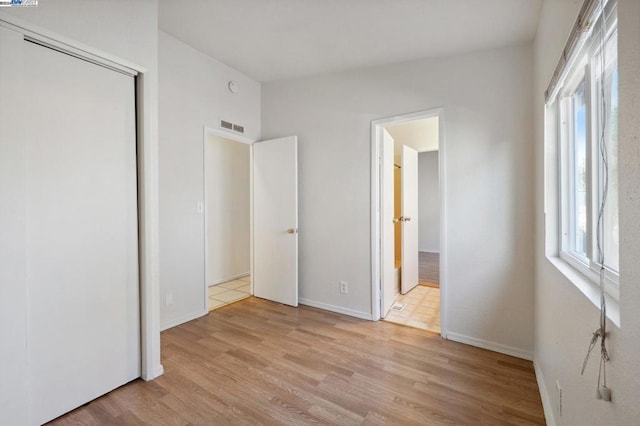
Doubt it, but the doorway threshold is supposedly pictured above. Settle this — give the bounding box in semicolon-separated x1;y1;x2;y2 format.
383;286;440;333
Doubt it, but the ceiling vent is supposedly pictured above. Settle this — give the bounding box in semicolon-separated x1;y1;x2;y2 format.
220;119;245;134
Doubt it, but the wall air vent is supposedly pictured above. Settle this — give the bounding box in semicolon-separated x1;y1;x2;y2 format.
220;119;245;134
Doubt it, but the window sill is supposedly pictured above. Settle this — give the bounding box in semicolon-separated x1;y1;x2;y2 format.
546;255;620;327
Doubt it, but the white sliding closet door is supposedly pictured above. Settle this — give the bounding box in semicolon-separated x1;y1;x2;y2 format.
24;41;140;425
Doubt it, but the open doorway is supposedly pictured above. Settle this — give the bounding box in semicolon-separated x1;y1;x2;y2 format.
385;138;440;332
371;109;446;336
204;130;253;311
203;130;300;312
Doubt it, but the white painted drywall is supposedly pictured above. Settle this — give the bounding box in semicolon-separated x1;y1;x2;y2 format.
418;151;440;252
262;44;535;354
205;135;250;286
533;0;640;424
158;31;260;330
0;1;159;424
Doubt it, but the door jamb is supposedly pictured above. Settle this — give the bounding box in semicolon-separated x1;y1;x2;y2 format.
202;127;256;312
370;108;447;338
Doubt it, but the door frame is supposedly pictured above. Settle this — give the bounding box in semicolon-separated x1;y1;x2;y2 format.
202;127;256;310
370;108;448;338
0;14;162;380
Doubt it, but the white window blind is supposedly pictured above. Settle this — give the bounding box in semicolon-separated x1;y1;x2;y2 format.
545;0;606;103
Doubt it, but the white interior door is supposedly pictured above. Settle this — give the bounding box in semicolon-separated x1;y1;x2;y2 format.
253;136;298;306
381;130;396;317
24;41;140;425
401;145;419;294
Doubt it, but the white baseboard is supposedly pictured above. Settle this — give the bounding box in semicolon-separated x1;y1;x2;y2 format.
446;332;533;360
208;271;250;287
419;249;440;253
298;298;373;321
160;309;208;332
534;360;556;426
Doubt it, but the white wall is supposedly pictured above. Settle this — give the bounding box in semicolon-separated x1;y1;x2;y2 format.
158;31;260;330
0;1;159;424
418;151;440;252
205;135;251;285
533;0;640;424
262;44;535;355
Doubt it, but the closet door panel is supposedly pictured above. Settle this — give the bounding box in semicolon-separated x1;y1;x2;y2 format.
24;41;140;425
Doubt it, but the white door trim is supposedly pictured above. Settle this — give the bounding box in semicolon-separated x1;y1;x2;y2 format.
370;108;448;338
202;126;256;310
0;14;163;381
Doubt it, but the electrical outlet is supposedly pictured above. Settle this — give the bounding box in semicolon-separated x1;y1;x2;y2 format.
556;380;562;417
166;293;174;306
339;281;348;294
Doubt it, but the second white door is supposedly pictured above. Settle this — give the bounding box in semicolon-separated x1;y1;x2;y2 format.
253;136;299;306
401;145;419;294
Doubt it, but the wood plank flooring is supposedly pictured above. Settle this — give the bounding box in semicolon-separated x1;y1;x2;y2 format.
49;297;544;425
419;251;440;288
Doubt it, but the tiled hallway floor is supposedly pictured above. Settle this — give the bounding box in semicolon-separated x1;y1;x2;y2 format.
384;285;440;333
207;276;251;311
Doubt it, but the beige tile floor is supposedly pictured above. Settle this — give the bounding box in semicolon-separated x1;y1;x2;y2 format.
384;285;440;333
208;275;251;311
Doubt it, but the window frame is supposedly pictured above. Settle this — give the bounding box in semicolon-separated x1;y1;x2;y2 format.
555;1;619;301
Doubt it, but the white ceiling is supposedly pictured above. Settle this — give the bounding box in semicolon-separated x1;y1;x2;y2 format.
158;0;543;82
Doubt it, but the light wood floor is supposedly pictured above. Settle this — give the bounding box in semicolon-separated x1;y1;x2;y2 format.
49;297;544;425
419;251;440;287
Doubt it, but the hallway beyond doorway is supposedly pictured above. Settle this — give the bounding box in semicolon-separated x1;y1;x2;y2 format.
372;108;446;334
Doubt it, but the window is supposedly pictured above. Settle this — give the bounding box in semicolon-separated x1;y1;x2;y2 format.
552;2;619;298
